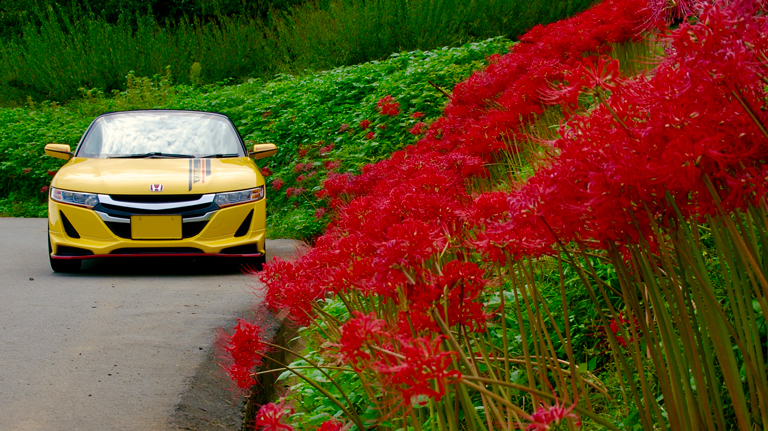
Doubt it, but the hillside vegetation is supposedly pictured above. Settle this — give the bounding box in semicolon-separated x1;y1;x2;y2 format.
0;37;510;240
0;0;594;104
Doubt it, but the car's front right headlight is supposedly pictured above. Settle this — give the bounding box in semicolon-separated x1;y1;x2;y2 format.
214;186;265;208
50;187;100;208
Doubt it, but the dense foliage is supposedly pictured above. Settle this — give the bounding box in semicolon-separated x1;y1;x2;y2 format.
0;0;594;104
0;37;508;232
216;0;768;430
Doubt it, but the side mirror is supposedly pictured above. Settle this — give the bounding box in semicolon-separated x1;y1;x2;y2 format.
249;143;278;160
44;144;73;160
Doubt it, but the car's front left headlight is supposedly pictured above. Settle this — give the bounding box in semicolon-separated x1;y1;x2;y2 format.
214;186;265;208
50;187;100;208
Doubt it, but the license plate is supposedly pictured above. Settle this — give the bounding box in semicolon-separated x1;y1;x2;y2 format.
131;215;182;239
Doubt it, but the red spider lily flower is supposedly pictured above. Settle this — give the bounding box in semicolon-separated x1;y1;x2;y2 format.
296;174;306;182
375;335;461;409
299;148;308;157
376;95;401;116
524;394;581;430
648;0;701;27
254;401;294;431
257;257;327;326
378;124;387;130
359;119;371;130
285;187;305;198
366;131;375;140
47;169;58;176
338;123;350;132
408;122;427;135
334;311;392;370
314;207;327;219
218;319;268;389
610;312;641;349
22;168;31;174
323;160;341;171
260;167;273;177
317;419;347;431
411;112;425;119
542;56;621;111
271;178;285;191
40;185;50;193
319;143;335;156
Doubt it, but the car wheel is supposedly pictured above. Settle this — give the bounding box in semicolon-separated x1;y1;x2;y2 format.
48;233;81;273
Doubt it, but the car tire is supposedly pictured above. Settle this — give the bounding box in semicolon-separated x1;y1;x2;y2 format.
48;233;81;273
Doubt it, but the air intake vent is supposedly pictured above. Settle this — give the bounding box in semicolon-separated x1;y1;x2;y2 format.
234;210;253;238
60;211;80;239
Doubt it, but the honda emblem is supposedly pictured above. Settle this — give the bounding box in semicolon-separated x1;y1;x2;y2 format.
149;184;164;192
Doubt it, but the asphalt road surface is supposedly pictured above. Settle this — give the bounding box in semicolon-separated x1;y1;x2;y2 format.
0;218;301;431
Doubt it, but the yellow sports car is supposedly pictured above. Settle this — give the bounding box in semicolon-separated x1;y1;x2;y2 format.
44;110;277;273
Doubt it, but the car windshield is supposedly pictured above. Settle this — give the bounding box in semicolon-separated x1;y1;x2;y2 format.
76;111;245;158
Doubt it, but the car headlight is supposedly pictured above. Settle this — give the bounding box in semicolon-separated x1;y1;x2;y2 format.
50;187;99;208
214;186;264;208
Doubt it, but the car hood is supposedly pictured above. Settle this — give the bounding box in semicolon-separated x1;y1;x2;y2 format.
52;157;261;195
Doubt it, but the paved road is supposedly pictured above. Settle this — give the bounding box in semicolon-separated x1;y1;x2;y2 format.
0;218;300;431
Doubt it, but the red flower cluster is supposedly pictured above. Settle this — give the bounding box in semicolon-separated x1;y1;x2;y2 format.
285;187;305;198
376;95;400;116
359;119;371;130
319;143;334;156
473;0;768;258
258;0;651;337
316;420;345;431
254;401;294;431
524;397;581;430
323;160;341;171
260;167;273;177
217;319;268;389
247;0;768;418
271;178;285;191
332;313;461;410
408;122;426;135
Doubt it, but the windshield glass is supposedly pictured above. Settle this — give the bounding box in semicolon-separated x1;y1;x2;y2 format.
76;111;245;158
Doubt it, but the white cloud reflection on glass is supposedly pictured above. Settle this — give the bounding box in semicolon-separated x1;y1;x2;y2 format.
78;112;243;158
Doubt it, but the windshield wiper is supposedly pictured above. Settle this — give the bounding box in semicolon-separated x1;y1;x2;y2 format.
110;152;194;159
200;153;239;158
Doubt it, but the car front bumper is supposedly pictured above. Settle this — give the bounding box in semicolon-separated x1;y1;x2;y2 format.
48;197;266;260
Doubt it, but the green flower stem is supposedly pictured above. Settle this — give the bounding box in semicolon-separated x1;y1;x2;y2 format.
461;376;621;431
261;341;366;430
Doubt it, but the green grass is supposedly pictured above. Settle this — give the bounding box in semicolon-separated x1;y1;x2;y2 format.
0;0;594;105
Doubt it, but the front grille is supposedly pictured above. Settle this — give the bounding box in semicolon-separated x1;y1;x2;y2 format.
105;222;131;239
110;247;204;255
101;202;213;215
109;194;203;203
182;221;208;238
105;220;208;239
